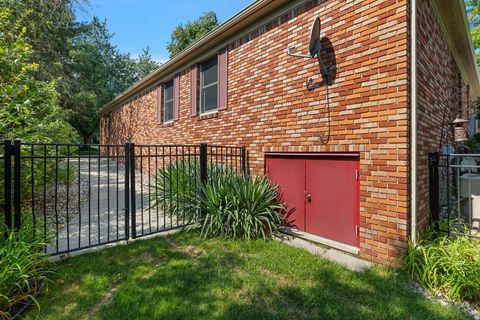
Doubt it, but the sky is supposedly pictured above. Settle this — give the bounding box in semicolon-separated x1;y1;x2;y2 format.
77;0;254;63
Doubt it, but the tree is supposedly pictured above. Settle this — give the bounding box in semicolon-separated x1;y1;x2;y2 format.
167;11;219;57
2;0;159;143
466;0;480;63
64;18;159;143
135;46;160;79
0;5;76;143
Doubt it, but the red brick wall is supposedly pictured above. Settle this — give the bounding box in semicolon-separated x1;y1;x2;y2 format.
416;0;473;236
102;0;410;264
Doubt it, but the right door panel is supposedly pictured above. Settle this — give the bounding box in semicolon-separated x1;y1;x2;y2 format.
305;156;359;248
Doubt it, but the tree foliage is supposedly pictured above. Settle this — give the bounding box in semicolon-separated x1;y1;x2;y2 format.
1;0;159;143
0;5;76;142
466;0;480;63
167;11;219;57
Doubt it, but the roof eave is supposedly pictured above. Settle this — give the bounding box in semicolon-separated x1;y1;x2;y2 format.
97;0;283;115
433;0;480;97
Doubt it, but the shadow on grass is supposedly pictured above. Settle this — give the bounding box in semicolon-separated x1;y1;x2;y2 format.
27;233;468;320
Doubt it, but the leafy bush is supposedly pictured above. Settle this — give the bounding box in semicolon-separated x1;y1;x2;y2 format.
196;173;285;240
403;222;480;304
150;159;201;221
0;223;54;319
150;160;232;220
151;160;285;240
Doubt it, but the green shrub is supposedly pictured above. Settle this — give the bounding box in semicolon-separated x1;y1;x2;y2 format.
150;160;233;221
195;173;285;240
403;222;480;304
0;222;54;319
151;160;285;240
149;159;201;222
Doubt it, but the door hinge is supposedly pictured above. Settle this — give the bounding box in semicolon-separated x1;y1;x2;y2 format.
355;169;359;180
355;225;359;237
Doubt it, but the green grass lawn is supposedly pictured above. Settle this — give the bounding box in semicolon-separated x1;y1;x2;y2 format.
26;232;469;320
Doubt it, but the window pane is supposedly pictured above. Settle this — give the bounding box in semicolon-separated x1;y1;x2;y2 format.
164;101;174;121
202;84;217;112
164;80;174;102
202;58;218;86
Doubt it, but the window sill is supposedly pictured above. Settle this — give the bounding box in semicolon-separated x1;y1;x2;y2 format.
161;120;175;127
198;110;218;120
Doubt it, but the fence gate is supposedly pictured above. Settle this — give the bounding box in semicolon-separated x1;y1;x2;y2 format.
429;152;480;238
1;140;246;255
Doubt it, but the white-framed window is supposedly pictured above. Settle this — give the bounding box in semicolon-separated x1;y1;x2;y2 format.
200;57;218;114
163;80;174;122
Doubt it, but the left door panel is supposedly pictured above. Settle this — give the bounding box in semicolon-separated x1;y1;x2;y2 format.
266;156;306;231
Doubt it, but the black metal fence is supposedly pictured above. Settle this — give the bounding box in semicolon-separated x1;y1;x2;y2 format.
429;152;480;238
1;140;247;255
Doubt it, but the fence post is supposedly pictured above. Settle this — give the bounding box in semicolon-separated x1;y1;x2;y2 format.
241;146;247;175
124;143;130;240
13;139;21;230
129;143;136;239
4;140;12;232
429;152;440;231
200;143;208;186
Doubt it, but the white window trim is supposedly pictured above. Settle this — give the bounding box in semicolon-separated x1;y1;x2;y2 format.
200;58;218;114
163;80;174;122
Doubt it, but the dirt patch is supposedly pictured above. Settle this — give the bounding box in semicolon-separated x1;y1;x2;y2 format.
182;245;205;257
89;282;120;316
258;268;291;287
140;258;166;279
167;238;205;257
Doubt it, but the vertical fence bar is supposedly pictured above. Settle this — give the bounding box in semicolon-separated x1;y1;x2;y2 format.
124;143;130;240
42;145;47;242
139;146;144;235
169;146;173;228
129;143;136;239
116;146;120;240
54;145;59;252
199;143;207;219
66;145;70;251
241;146;247;175
456;156;460;220
155;145;159;231
88;145;92;246
148;146;152;233
13;139;21;230
446;155;451;236
428;152;439;231
30;145;35;237
97;146;101;244
162;146;166;229
78;145;82;248
200;143;207;187
107;145;110;241
4;140;12;231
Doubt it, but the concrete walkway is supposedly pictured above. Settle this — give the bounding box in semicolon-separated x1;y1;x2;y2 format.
47;159;180;254
275;233;372;272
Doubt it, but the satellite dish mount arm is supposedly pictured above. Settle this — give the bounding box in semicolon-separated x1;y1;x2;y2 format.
286;45;312;59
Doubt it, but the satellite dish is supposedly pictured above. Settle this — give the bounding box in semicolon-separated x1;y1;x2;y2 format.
286;16;330;85
309;17;321;57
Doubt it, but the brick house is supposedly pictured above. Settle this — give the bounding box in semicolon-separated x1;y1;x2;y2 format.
98;0;480;264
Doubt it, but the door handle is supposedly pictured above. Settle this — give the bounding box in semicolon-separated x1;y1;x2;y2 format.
306;194;312;202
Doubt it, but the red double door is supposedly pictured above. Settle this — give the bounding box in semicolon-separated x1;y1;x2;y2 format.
266;154;359;248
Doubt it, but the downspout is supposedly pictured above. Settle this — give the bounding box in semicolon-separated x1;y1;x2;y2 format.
410;0;418;244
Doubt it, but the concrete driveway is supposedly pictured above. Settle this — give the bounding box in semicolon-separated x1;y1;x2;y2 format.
47;159;182;254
